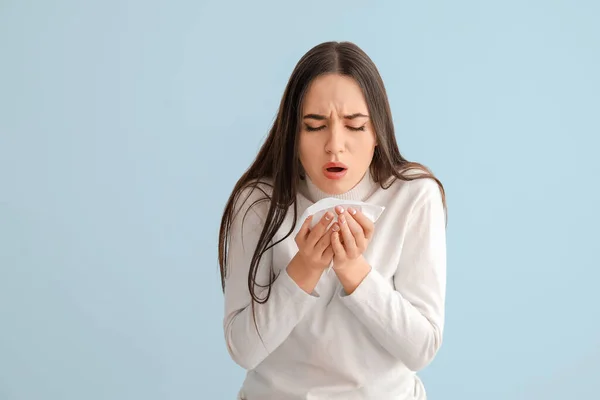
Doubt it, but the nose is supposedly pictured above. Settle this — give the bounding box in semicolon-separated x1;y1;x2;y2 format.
324;122;345;154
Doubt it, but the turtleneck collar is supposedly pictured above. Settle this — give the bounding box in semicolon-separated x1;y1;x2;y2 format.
300;170;378;203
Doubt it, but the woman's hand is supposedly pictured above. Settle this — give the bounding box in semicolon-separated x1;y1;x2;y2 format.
330;206;375;269
294;211;336;271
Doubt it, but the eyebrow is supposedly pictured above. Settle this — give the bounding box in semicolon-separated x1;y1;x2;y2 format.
303;113;369;121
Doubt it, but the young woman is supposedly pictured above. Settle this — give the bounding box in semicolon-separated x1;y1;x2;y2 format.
218;41;447;400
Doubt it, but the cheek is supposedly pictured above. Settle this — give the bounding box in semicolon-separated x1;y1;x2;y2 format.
368;129;377;146
355;134;377;162
298;135;316;166
353;132;376;149
366;132;377;152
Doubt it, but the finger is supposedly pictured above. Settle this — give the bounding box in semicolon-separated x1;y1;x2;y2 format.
344;211;367;250
307;211;334;247
348;207;375;240
296;215;313;241
338;213;357;253
331;231;345;256
322;245;334;262
314;223;334;254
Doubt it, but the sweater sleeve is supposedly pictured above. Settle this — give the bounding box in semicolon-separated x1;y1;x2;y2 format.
338;181;447;371
222;186;319;370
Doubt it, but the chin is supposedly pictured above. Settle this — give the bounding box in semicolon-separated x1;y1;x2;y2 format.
319;178;353;195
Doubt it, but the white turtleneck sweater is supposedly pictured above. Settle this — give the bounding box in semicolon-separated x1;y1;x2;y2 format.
223;170;447;400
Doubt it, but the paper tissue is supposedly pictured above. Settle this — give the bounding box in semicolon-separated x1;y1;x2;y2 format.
293;197;385;237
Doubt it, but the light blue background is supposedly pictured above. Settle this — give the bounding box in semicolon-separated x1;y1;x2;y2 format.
1;1;599;399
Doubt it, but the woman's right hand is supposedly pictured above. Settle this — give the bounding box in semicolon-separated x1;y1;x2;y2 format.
294;211;338;271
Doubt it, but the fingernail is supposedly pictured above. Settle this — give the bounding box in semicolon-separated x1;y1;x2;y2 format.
348;207;356;215
339;215;346;224
324;212;332;220
332;224;340;231
336;206;344;213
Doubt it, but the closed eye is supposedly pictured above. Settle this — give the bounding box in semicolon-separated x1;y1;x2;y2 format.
305;125;326;131
304;125;366;132
347;125;366;131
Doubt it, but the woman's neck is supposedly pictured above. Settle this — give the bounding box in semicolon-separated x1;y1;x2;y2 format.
300;170;378;203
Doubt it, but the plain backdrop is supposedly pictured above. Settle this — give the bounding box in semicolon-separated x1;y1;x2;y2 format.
1;1;599;399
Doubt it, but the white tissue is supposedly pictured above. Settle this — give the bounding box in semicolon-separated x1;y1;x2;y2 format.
293;197;385;237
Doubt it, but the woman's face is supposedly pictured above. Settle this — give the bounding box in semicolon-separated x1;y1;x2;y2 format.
299;73;377;195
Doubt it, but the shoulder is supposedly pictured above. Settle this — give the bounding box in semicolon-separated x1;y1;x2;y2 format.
384;166;442;195
232;178;274;221
381;166;445;213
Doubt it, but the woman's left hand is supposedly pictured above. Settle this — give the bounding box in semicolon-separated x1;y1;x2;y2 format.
330;206;375;268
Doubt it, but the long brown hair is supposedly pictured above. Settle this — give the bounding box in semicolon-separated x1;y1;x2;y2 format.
218;41;446;313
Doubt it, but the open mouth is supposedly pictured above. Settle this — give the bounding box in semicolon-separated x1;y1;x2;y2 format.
323;164;348;180
326;167;346;173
